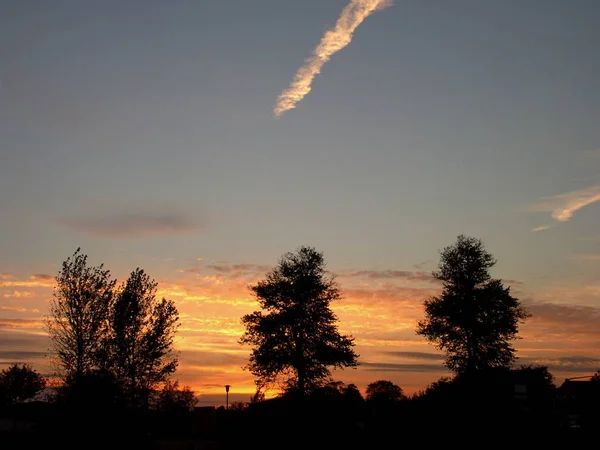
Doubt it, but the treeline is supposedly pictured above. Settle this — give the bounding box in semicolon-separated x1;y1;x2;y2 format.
2;235;599;448
222;368;563;448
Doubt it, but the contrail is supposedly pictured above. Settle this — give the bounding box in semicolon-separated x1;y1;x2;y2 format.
274;0;392;117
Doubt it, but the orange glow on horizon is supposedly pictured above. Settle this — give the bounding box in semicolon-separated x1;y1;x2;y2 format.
1;262;600;400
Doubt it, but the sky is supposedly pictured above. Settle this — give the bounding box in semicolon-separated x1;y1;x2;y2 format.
1;0;600;406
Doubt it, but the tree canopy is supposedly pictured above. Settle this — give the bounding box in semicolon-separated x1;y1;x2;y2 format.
45;250;180;409
105;268;179;408
240;246;358;396
45;248;115;382
366;380;405;403
416;235;529;373
0;363;46;406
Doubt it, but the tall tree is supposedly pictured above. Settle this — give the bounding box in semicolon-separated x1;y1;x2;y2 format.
0;364;46;406
240;246;358;396
106;268;179;408
45;248;115;382
416;235;529;373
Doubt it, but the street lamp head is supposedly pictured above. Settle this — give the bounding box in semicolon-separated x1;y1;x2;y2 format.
225;384;230;393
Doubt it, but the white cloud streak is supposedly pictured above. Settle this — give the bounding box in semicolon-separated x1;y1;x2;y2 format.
531;225;551;233
533;184;600;223
274;0;392;117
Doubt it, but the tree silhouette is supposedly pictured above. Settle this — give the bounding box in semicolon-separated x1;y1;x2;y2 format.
416;235;529;373
240;246;358;396
104;268;179;408
343;383;364;403
57;368;122;410
366;380;405;403
156;380;196;413
45;248;116;382
0;363;46;406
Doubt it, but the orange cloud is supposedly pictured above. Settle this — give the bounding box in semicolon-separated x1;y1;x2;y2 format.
0;318;44;330
0;274;54;288
0;306;40;313
2;291;35;299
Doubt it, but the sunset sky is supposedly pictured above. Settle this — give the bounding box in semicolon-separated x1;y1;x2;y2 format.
1;0;600;406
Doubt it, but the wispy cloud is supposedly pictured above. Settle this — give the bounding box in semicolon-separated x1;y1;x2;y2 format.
524;302;600;339
0;331;50;350
204;263;271;275
0;306;39;313
520;356;600;374
384;351;444;361
274;0;392;117
340;270;436;283
0;274;54;288
0;319;44;330
31;274;53;282
533;184;600;223
0;351;47;361
60;210;206;238
531;225;551;233
361;362;447;373
2;291;35;299
571;253;600;262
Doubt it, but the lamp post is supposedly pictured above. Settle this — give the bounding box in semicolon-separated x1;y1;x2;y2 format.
225;385;230;410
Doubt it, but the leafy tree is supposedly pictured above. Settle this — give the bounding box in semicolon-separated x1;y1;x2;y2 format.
45;248;115;382
366;380;405;403
105;268;179;408
318;381;365;407
416;235;529;374
156;380;196;413
415;376;455;401
0;363;46;406
240;246;358;396
250;388;265;404
513;364;555;390
343;383;364;403
510;365;556;412
319;380;347;395
229;401;248;411
56;369;123;410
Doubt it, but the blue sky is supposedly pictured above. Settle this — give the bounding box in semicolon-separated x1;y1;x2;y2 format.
1;0;600;400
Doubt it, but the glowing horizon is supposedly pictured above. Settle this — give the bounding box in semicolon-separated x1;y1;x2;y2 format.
2;256;600;402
